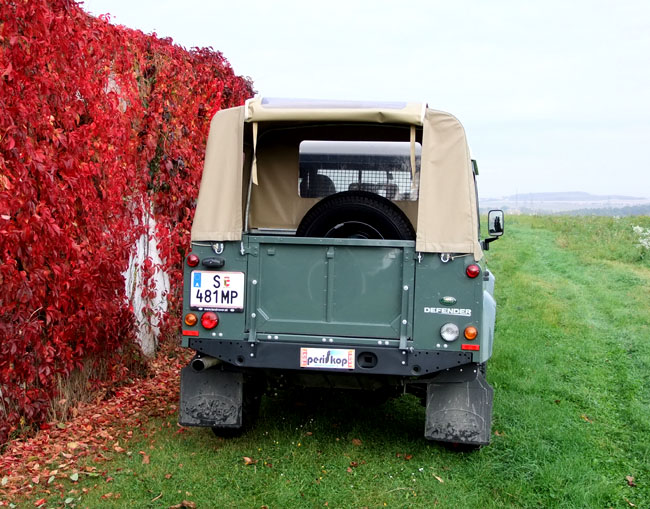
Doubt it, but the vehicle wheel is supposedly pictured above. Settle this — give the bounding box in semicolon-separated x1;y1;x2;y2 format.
211;425;244;438
347;388;399;407
211;377;264;438
296;191;415;240
443;441;483;452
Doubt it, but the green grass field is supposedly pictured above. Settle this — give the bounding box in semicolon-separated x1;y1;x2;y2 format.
35;215;650;508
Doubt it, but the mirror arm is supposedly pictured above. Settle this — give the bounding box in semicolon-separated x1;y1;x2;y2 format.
482;236;500;251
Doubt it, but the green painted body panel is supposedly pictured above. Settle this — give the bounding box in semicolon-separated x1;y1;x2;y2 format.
182;236;488;363
412;254;483;358
247;236;414;339
181;242;247;347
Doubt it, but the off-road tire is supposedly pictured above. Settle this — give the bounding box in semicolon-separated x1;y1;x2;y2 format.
296;191;415;240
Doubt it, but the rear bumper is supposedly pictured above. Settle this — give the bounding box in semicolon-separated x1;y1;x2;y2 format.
188;338;472;377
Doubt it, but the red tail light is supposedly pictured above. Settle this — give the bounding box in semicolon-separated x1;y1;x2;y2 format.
187;254;199;267
466;264;480;278
201;312;219;329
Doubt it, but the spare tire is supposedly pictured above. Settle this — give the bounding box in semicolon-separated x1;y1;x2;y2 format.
296;191;415;240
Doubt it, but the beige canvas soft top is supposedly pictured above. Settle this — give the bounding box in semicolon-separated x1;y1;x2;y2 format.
245;97;426;124
192;98;483;260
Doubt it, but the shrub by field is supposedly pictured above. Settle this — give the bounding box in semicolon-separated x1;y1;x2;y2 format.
3;215;650;508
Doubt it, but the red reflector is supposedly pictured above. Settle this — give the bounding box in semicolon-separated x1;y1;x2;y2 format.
182;330;199;336
461;344;480;351
466;264;481;278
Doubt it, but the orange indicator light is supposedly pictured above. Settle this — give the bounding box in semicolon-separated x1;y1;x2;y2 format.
464;326;478;340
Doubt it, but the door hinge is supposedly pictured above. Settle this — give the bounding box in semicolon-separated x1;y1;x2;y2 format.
240;242;258;256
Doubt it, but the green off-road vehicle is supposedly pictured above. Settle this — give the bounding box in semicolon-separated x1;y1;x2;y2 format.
179;98;504;446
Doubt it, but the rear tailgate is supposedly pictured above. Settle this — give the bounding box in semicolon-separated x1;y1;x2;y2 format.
245;236;415;343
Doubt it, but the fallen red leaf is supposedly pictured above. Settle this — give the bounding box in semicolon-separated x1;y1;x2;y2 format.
243;457;258;466
626;475;636;487
0;347;193;496
169;501;197;509
351;439;362;446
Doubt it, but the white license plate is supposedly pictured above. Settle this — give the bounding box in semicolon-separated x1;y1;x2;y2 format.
300;348;355;370
190;271;245;311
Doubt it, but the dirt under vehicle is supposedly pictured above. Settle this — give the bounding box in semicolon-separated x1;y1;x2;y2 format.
179;98;504;446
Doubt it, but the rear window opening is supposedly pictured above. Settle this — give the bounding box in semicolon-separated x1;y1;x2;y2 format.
298;140;421;201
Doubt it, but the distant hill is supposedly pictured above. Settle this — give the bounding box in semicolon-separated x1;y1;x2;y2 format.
480;192;650;215
498;192;647;202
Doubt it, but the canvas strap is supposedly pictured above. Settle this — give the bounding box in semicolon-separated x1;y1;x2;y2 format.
251;121;259;185
410;125;417;189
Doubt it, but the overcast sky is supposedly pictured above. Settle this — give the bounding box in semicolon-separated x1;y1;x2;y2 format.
81;0;649;198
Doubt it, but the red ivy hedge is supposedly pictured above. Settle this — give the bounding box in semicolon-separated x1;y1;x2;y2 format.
0;0;253;443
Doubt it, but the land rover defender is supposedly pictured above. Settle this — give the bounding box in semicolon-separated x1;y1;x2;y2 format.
179;98;504;446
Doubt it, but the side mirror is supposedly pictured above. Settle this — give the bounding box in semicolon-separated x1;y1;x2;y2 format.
488;210;504;237
483;210;504;251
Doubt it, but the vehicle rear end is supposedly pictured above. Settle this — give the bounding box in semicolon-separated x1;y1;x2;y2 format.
178;99;497;446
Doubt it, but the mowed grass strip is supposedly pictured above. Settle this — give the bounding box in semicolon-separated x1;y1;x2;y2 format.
36;216;650;509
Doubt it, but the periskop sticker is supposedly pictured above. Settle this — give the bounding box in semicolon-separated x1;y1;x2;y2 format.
300;348;355;370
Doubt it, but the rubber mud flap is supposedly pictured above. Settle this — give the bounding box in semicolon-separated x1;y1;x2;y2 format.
424;373;494;446
179;365;243;428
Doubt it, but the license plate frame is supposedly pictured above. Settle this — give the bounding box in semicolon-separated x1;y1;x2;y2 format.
190;271;245;312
